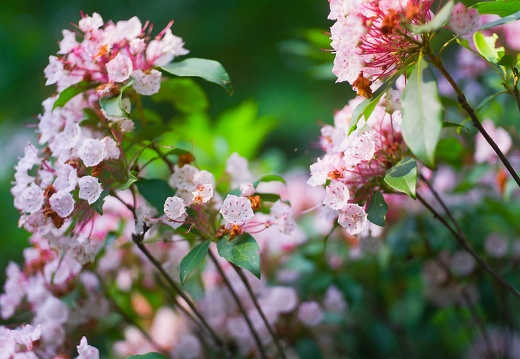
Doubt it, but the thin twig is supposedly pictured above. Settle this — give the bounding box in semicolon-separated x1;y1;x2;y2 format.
421;236;496;358
97;274;170;355
231;263;288;359
208;250;268;359
133;236;229;354
416;192;520;301
428;53;520;189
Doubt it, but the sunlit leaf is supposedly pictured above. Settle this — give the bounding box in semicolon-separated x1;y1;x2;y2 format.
384;157;417;199
180;240;211;284
217;233;261;279
160;58;233;95
473;0;520;17
473;31;504;63
401;55;442;168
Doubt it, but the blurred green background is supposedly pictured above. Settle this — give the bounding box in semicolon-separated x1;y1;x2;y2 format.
0;0;351;278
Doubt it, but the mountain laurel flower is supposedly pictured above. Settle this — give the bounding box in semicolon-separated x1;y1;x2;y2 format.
192;184;214;204
329;0;433;96
78;176;103;205
220;194;254;224
450;3;480;37
101;137;121;160
131;69;162;95
78;139;106;167
164;196;187;222
76;336;100;359
49;190;75;218
323;181;350;210
17;183;44;214
269;200;296;234
338;203;368;235
106;53;133;83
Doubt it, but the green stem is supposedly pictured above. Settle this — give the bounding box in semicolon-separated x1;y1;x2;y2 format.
416;192;520;301
208;250;268;359
428;53;520;189
231;264;288;359
133;235;229;354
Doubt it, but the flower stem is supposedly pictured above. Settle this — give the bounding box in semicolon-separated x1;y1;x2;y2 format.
208;250;268;359
132;235;230;355
231;263;288;359
97;274;170;356
428;53;520;189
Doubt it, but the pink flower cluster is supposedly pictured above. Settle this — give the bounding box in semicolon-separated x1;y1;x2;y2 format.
328;0;433;96
45;12;188;94
135;152;296;241
308;92;407;235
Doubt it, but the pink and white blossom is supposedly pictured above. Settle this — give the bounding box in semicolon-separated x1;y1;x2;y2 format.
220;194;254;224
49;190;75;217
78;176;103;204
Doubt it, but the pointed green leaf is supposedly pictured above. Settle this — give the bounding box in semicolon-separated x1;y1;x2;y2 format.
413;1;454;34
116;172;139;191
384;157;417;199
401;55;442;168
180;240;211;284
473;31;504;63
160;58;233;95
480;9;520;29
217;233;261;279
127;353;169;359
473;0;520;17
92;190;110;215
253;174;286;187
367;191;388;226
99;79;134;118
53;81;96;109
136;179;175;214
99;95;130;119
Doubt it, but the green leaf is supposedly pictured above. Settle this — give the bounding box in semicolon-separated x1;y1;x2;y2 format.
179;240;211;284
136;178;175;214
92;190;109;215
53;81;96;109
127;353;169;359
99;95;130;119
253;174;286;187
480;9;520;29
474;0;520;18
401;55;442;168
116;172;139;191
384;157;417;199
497;54;516;67
413;1;454;34
473;31;504;63
256;193;281;203
152;78;208;113
160;58;233;95
217;233;261;279
367;191;388;226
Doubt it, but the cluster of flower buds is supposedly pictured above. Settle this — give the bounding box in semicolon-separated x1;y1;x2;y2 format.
308;91;407;235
